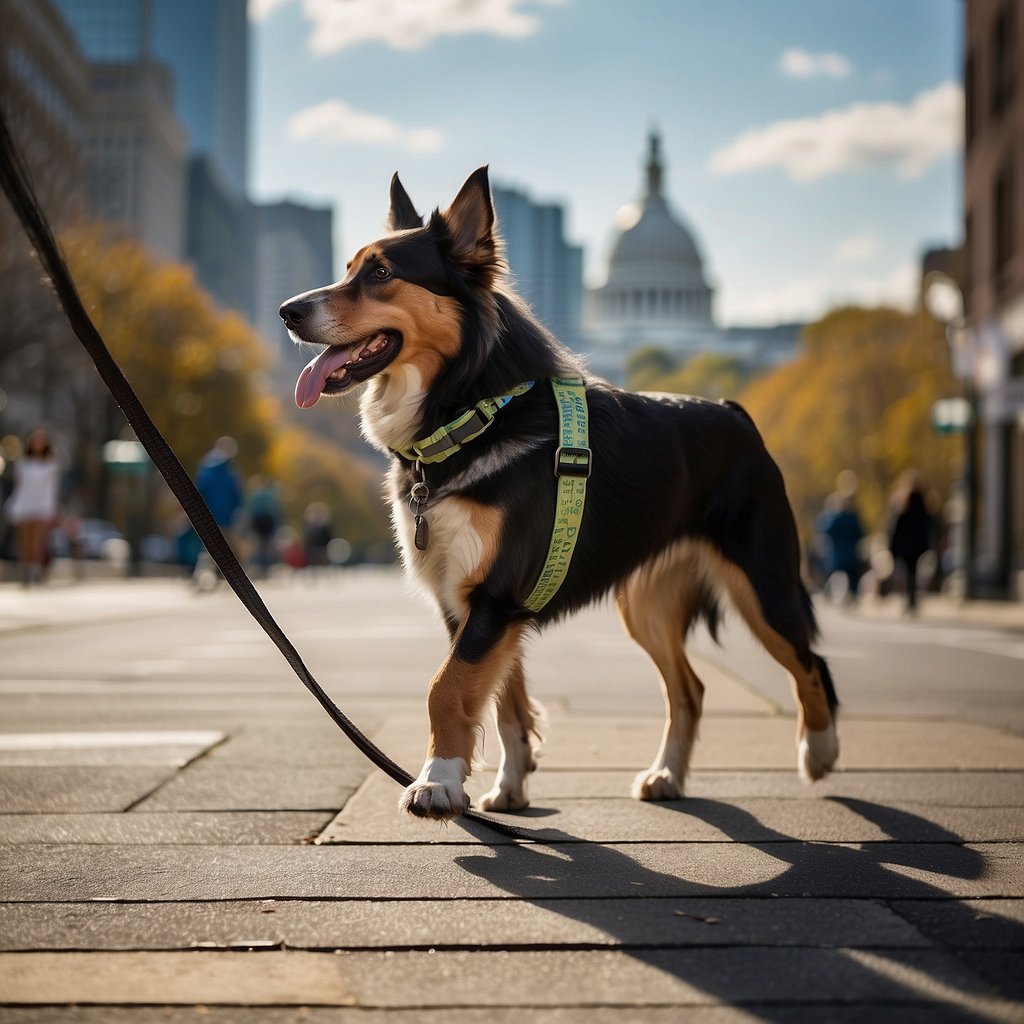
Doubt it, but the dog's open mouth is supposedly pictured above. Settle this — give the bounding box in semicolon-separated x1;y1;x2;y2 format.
294;331;401;409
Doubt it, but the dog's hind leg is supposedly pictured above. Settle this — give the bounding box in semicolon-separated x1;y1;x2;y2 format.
617;550;707;801
478;657;545;812
400;608;525;820
717;559;839;782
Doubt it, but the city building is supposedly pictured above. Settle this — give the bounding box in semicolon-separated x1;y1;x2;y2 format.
81;57;186;262
150;0;251;313
54;0;250;309
492;186;584;349
585;132;723;379
0;0;93;441
252;199;335;392
0;0;91;226
963;0;1024;598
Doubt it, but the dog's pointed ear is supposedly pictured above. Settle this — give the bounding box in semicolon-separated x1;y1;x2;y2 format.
440;166;495;265
387;173;423;231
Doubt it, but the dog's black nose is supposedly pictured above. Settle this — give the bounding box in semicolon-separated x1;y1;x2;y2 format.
280;299;313;327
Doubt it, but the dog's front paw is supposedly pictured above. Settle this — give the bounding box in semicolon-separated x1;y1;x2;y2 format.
399;757;469;820
798;724;839;782
477;784;529;812
631;767;684;801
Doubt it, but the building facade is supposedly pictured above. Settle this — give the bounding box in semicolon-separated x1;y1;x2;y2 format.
82;57;186;262
55;0;250;309
963;0;1024;597
584;132;726;379
0;0;91;225
492;186;583;349
252;200;335;392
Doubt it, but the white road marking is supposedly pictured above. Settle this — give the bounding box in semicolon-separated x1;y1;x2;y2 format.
0;730;223;750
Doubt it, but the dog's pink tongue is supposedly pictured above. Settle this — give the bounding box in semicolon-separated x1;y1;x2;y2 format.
295;346;350;409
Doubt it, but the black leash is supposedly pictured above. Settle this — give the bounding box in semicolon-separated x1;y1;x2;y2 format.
0;106;534;842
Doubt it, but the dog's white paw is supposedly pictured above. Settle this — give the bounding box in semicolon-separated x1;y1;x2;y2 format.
477;784;529;812
399;757;469;820
798;723;839;782
631;767;684;801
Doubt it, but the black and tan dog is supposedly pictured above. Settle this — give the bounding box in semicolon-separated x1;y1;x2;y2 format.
280;168;839;820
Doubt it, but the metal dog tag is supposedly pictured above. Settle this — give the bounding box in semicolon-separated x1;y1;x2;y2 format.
414;514;429;551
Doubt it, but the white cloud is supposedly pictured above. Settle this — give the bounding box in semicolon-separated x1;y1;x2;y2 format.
779;48;853;79
708;81;963;182
734;260;918;324
248;0;294;21
833;233;880;263
288;100;444;152
285;0;564;54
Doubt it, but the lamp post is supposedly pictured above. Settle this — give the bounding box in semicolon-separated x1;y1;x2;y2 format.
101;439;150;576
923;272;977;601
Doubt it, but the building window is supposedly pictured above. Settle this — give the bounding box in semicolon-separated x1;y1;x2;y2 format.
993;160;1013;291
991;2;1016;120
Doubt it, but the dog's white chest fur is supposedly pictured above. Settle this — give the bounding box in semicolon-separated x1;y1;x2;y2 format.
388;470;492;622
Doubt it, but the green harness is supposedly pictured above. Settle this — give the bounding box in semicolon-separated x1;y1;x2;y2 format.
398;376;591;613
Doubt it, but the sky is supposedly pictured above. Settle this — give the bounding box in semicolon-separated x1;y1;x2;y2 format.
249;0;962;328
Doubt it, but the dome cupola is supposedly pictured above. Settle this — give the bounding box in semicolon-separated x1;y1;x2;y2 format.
606;131;709;293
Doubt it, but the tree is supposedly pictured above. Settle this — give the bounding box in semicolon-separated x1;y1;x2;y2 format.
266;425;390;560
739;306;959;541
654;352;753;401
626;345;678;391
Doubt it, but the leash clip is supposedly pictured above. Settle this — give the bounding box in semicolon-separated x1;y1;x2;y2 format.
410;460;430;551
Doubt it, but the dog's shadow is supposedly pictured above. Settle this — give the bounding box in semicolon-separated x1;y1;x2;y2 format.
454;794;1016;1018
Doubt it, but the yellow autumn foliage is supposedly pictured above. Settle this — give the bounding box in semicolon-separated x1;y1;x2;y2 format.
739;306;960;538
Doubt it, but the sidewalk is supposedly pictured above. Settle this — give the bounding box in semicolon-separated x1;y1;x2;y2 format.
0;570;1022;1020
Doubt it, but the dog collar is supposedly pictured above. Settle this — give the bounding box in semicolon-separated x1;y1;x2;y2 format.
394;381;536;464
522;377;591;613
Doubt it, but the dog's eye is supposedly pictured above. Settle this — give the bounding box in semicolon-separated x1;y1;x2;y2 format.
372;266;392;281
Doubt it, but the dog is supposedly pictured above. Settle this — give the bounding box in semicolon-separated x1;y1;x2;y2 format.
280;167;839;820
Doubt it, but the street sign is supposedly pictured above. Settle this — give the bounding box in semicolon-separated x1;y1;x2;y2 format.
102;440;149;473
931;397;973;434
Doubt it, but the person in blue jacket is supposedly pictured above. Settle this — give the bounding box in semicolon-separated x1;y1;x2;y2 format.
190;437;244;586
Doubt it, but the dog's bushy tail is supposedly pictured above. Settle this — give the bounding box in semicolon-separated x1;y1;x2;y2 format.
815;653;840;717
689;587;723;645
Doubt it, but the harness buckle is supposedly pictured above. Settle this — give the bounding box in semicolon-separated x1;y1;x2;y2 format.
554;445;592;478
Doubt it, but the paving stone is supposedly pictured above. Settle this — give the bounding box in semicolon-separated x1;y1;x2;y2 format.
0;767;176;813
0;896;928;952
519;769;1024;805
0;812;331;846
0;948;1009;1010
131;763;366;812
320;772;1024;845
370;711;1024;772
890;898;1024;949
203;715;392;766
0;1007;998;1024
1;842;1020;902
955;949;1024;999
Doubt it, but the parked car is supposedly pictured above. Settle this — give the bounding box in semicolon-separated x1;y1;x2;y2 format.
50;518;125;560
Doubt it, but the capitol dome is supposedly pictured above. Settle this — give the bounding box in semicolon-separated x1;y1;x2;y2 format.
585;132;716;372
606;138;708;291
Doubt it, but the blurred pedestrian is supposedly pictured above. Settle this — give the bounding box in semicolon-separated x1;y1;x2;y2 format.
888;470;935;614
303;501;332;578
247;475;282;578
3;428;61;586
816;471;865;604
193;437;244;588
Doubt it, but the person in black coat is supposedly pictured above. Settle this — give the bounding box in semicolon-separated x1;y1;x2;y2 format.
888;470;934;614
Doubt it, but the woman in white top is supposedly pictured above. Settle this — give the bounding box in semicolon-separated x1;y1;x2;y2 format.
5;429;61;584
